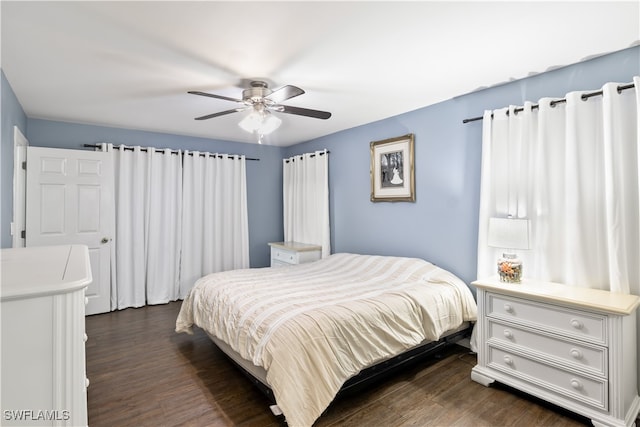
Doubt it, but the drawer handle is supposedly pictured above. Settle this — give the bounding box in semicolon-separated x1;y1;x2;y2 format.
570;378;582;390
503;329;514;339
570;319;584;330
503;355;514;366
570;348;583;360
85;377;90;388
83;333;88;343
504;303;514;313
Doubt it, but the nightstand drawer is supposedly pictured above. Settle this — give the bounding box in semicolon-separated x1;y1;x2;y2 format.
487;293;607;345
488;346;608;411
272;248;298;264
487;320;607;377
269;242;322;267
271;259;292;268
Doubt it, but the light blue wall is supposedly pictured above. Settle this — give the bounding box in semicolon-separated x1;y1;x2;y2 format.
285;46;640;286
1;70;28;248
25;119;284;267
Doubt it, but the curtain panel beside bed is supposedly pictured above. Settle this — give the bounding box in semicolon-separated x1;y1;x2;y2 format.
477;77;640;295
106;144;249;310
179;151;249;299
283;149;330;257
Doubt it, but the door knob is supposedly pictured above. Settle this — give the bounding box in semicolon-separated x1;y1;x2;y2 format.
101;237;110;244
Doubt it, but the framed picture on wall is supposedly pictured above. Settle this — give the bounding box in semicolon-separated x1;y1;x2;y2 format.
370;133;415;202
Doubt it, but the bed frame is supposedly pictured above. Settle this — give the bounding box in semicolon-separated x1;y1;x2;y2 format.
208;323;472;413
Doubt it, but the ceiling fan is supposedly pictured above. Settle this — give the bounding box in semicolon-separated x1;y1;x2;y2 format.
188;80;331;136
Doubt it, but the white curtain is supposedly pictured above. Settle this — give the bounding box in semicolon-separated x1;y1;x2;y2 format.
110;145;183;310
283;150;330;257
477;77;640;296
179;152;249;298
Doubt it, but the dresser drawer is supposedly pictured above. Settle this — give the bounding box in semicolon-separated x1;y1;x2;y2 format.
488;346;608;411
487;293;607;345
487;320;607;377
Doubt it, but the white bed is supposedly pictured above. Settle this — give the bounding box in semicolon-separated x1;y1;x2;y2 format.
176;253;477;427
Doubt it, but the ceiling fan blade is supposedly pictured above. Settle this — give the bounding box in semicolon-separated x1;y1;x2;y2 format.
188;91;244;103
194;108;245;120
266;85;305;103
278;105;332;120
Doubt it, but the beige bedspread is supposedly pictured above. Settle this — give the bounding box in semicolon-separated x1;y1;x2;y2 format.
176;253;477;427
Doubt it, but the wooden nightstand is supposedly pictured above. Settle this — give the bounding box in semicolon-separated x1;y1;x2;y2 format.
268;242;322;267
471;277;640;427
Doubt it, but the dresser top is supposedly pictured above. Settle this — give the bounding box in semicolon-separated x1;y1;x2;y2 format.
268;241;322;252
473;276;640;315
1;245;92;300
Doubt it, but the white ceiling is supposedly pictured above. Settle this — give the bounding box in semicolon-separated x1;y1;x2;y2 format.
2;1;638;147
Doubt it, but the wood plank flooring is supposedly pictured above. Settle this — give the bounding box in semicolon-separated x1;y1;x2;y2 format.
86;301;595;427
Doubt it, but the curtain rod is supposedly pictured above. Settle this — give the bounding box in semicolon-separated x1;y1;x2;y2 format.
462;82;636;124
284;150;330;163
83;144;259;161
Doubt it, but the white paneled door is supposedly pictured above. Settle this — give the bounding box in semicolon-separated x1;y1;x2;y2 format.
26;147;113;315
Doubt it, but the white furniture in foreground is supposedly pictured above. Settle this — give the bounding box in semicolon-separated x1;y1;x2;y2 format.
472;276;640;427
1;245;92;427
268;241;322;267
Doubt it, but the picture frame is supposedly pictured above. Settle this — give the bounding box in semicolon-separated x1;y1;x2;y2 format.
370;133;415;202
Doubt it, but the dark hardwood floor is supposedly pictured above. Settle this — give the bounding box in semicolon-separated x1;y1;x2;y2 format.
86;301;595;427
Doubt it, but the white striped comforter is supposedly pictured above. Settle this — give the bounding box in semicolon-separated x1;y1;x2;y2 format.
176;253;477;427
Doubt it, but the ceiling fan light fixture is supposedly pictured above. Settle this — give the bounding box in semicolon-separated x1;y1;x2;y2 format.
238;110;262;133
190;81;329;141
259;113;282;135
238;109;281;135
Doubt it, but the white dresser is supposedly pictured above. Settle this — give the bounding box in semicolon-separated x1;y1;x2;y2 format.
1;245;92;427
268;241;322;267
471;277;640;427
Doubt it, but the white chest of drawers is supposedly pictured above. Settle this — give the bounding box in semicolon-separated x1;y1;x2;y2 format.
471;277;640;427
1;245;92;427
268;241;322;267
